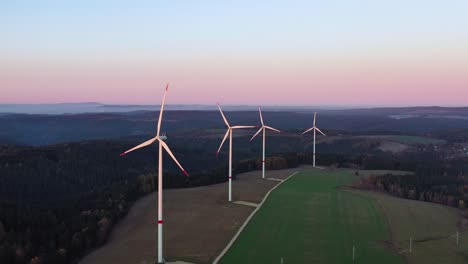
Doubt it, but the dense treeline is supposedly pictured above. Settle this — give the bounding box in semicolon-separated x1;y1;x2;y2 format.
432;129;468;143
3;109;468;146
0;182;140;264
358;159;468;208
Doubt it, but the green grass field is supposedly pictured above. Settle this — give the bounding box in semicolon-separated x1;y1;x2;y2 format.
220;169;405;264
219;168;467;264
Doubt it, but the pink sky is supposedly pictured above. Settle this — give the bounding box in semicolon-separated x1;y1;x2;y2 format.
2;52;467;106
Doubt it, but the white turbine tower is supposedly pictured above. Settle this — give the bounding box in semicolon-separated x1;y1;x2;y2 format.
250;107;281;179
217;103;256;202
301;112;326;167
120;84;188;264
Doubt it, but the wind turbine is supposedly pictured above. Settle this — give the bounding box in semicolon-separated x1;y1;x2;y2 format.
301;112;326;167
120;84;188;264
250;107;281;179
217;103;256;202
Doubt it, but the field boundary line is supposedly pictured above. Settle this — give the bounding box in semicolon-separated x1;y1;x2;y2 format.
373;195;403;255
233;201;259;208
348;190;402;256
265;177;284;182
212;170;301;264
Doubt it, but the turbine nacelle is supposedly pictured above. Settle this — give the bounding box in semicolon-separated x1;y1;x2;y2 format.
301;112;326;136
216;104;256;155
250;107;281;142
120;84;189;177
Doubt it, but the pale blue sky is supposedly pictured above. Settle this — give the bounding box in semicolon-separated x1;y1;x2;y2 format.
3;0;468;58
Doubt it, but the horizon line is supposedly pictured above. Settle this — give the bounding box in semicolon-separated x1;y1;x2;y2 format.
1;102;468;109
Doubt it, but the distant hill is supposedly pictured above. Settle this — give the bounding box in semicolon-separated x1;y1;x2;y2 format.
2;103;467;115
0;103;349;115
0;107;468;146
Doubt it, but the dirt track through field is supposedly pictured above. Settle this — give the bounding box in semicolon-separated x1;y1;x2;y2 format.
79;167;306;264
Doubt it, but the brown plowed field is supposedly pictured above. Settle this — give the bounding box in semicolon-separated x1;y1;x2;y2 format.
80;167;305;264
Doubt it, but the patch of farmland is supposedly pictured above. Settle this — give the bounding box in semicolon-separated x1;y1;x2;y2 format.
220;169;404;264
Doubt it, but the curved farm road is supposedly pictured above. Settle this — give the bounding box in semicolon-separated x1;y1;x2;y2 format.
79;167;307;264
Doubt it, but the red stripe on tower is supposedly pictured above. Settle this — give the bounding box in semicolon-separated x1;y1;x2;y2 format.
158;220;163;224
262;160;265;163
229;176;232;179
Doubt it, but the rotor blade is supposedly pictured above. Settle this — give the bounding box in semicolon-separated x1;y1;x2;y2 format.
217;103;230;127
265;125;281;133
259;107;264;126
231;125;256;129
315;127;326;136
159;139;189;177
120;137;157;156
156;84;169;137
313;112;316;126
301;127;314;135
250;127;263;142
217;129;230;156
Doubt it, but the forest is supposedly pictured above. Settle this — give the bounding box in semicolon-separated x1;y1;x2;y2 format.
358;158;468;208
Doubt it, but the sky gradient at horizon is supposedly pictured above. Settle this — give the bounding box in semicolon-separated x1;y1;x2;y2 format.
1;1;468;106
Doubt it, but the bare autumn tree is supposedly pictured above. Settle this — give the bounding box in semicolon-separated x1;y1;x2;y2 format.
97;217;111;245
15;246;26;263
30;256;41;264
0;221;4;241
